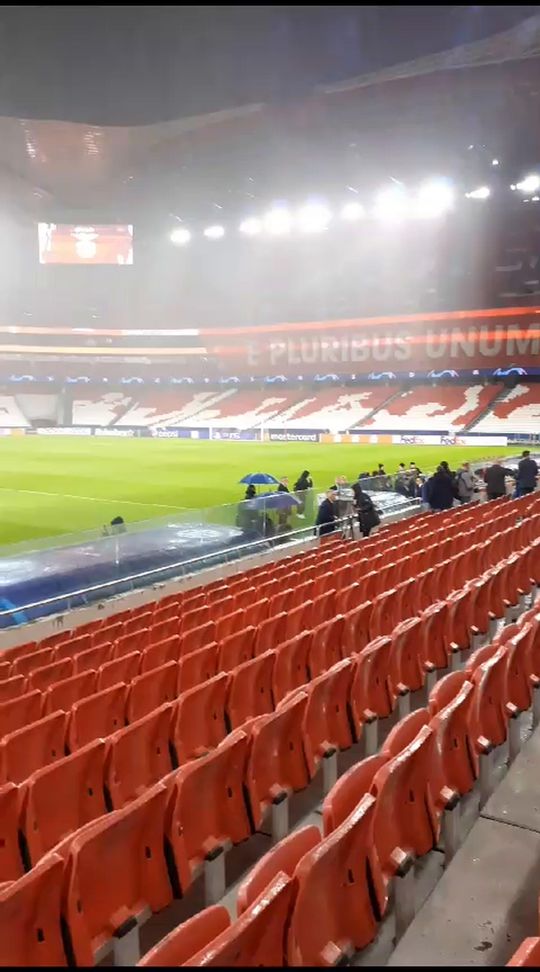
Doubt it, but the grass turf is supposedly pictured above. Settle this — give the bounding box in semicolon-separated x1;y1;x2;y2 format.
0;437;518;548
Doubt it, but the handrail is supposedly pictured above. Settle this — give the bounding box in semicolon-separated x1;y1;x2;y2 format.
0;510;401;620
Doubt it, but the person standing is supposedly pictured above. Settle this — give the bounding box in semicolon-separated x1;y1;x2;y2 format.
315;490;338;536
516;450;538;496
427;464;455;511
293;470;312;518
484;461;514;501
456;461;475;504
353;481;381;537
277;477;290;493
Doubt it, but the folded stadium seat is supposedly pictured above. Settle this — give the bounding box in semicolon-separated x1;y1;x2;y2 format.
389;618;435;714
73;641;113;675
181;591;208;613
141;636;180;673
370;726;437;932
19;740;107;865
62;784;172;967
0;660;11;681
0;853;67;966
71;619;104;640
0;673;28;704
149;618;179;645
321;754;388;836
284;600;313;641
0;689;42;737
209;595;236;622
296;659;354;787
104;705;173;810
0;782;24;882
226;651;275;730
420;601;453;671
114;629;150;660
105;608;133;627
38;632;71;652
272;632;312;704
126;662;178;723
341;601;374;656
124;613;153;638
308;616;345;678
369;588;403;642
289;581;315;610
467;647;510;804
0;710;66;785
508;937;540;967
137;905;231;966
237;826;320;917
445;588;475;668
428;670;467;715
152;602;180;625
362;570;384;602
207;587;231;607
233;585;259;611
93;622;124;648
28;657;74;694
254;612;288;655
54;633;93;661
268;589;297;617
381;709;431;759
165;730;251;898
429;679;477;839
44;670;98;714
258;579;280;602
188;873;294;967
177;643;218;694
216;626;256;671
0;639;36;664
179;620;216;657
242;597;269;629
349;638;394;755
287;793;382;965
131;603;157;620
68;684;126;752
245;695;310;840
336;581;362;615
172;674;229;763
12;646;55;679
215;609;246;642
97;651;141;691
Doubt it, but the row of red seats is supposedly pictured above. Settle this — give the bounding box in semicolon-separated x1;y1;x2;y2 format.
139;605;540;966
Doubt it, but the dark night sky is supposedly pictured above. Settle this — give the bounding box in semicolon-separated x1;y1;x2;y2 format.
0;5;537;125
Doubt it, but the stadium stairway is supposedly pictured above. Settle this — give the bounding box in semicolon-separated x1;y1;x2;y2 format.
1;497;540;965
463;384;513;433
351;385;404;429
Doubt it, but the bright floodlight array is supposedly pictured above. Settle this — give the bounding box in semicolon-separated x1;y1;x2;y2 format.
169;173;539;245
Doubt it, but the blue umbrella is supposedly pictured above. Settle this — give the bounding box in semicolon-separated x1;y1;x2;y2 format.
251;491;301;510
239;473;280;486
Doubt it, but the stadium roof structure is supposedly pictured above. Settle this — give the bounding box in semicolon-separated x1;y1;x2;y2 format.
1;11;540;220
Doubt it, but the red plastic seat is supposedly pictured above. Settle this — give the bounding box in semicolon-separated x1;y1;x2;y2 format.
0;689;42;737
114;629;149;659
0;639;36;663
20;740;107;865
74;642;113;674
237;825;320;914
179;620;216;656
322;754;387;836
62;784;172;966
349;636;393;737
44;669;97;714
0;854;67;966
141;636;180;673
284;601;313;641
54;633;93;661
428;670;467;715
210;595;236;621
97;651;141;691
0;710;66;784
93;622;124;648
165;730;251;893
245;694;310;831
430;679;476;801
138;905;231;966
172;674;229;763
215;608;246;642
299;659;354;778
381;708;430;758
242;597;269;629
150;618;179;644
177;643;218;693
272;632;311;704
288;794;382;965
217;626;255;671
0;673;27;704
127;661;178;722
389;617;430;702
152;602;180;624
254;612;287;655
371;726;437;902
104;705;173;809
505;623;536;713
308;616;344;678
421;601;453;670
508;937;540;967
28;657;74;694
226;651;275;729
0;660;11;681
124;614;153;637
12;647;55;679
341;601;374;656
468;646;510;766
0;782;24;882
68;684;126;751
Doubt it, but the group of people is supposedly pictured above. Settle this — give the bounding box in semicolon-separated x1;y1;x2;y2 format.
315;476;381;537
423;450;538;511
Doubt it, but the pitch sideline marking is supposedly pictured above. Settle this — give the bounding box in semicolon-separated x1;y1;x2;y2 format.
0;486;189;511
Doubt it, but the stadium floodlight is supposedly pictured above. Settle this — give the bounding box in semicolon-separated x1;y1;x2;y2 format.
516;174;540;194
263;207;292;235
465;186;490;200
491;159;499;166
239;217;262;236
373;184;411;221
414;178;454;218
170;227;191;245
203;224;225;240
340;201;364;222
296;202;332;233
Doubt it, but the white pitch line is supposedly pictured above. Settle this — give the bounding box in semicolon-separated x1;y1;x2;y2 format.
0;486;189;511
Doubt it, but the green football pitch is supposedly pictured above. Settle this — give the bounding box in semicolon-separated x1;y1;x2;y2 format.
0;437;518;548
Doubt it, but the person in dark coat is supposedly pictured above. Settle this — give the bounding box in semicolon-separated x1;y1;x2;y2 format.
484;462;514;501
516;451;538;496
294;470;312;492
277;477;290;493
315;490;338;536
244;483;256;500
353;484;381;537
427;465;455;511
